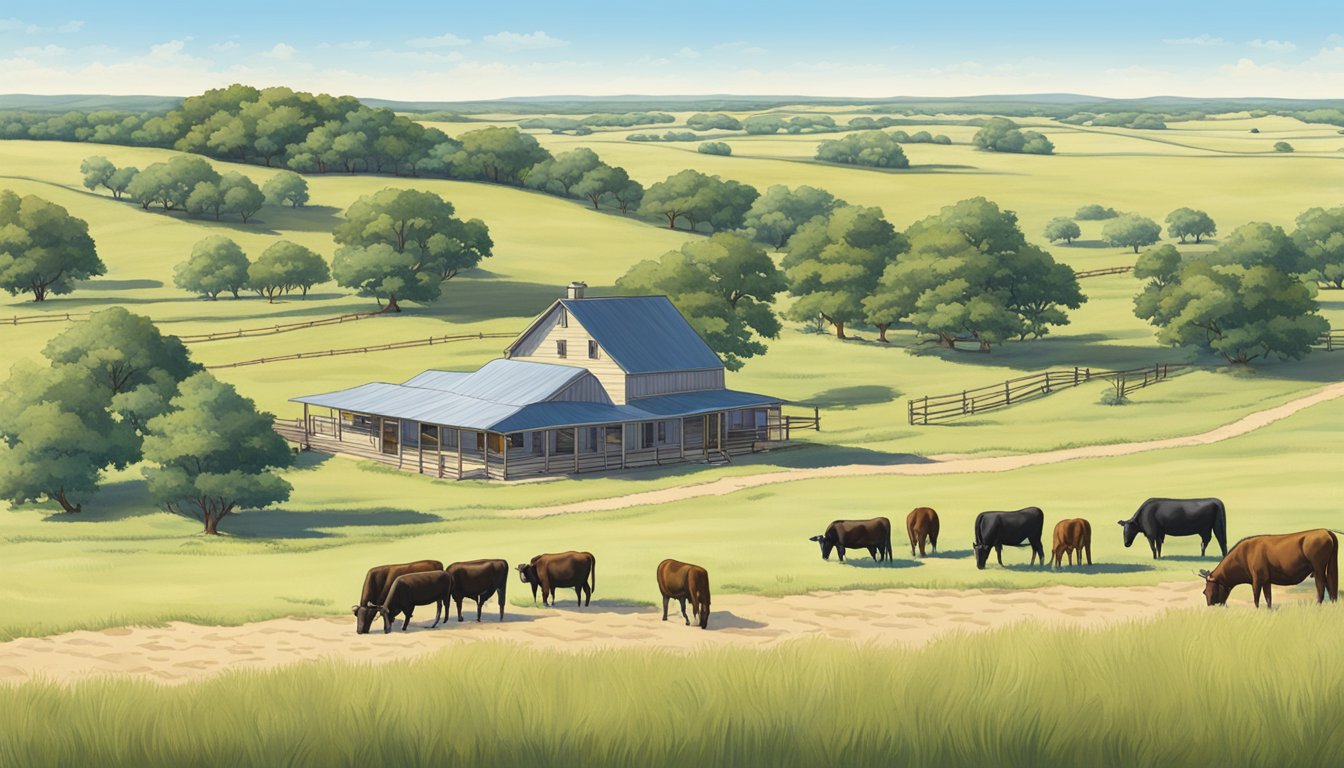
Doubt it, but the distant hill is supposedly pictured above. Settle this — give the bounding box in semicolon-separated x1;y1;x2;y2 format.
0;94;181;112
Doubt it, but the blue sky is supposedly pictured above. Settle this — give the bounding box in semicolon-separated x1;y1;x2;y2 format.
2;1;1342;99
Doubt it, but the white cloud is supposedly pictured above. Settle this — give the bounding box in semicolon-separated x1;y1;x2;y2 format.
210;40;240;52
407;32;469;48
16;44;66;57
262;43;296;60
389;50;464;64
56;20;83;34
0;17;40;34
1164;34;1226;46
676;47;700;59
483;31;567;50
1310;46;1344;65
1249;39;1295;52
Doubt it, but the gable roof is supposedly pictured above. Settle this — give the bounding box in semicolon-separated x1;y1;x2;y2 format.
507;296;724;374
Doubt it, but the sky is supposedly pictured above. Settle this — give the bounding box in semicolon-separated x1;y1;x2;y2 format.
2;1;1343;101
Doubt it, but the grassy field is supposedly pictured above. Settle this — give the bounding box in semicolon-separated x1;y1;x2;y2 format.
0;110;1341;641
4;606;1343;767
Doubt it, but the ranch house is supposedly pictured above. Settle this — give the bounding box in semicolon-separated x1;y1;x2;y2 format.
279;283;816;481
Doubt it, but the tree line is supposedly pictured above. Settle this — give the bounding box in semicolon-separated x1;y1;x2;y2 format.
81;154;308;222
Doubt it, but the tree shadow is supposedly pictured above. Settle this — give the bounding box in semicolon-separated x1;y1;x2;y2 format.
41;478;162;522
1066;239;1125;249
735;444;936;469
1047;563;1157;574
810;385;900;410
907;333;1198;373
74;278;164;291
258;205;344;234
227;507;443;539
1156;554;1227;562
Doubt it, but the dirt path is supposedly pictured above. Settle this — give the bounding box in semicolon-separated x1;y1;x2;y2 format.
0;581;1229;686
504;381;1344;519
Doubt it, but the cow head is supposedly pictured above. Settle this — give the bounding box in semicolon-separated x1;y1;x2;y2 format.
1199;570;1229;606
516;562;539;602
1117;519;1139;548
972;542;991;570
352;604;384;635
809;534;835;560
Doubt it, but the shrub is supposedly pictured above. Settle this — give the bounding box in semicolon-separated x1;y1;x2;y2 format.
697;142;732;156
1075;204;1119;220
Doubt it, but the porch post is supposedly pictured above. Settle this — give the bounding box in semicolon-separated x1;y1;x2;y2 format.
483;435;490;480
573;427;579;473
335;408;342;441
679;417;685;461
417;422;424;475
702;414;709;460
603;426;609;469
457;431;464;479
397;420;404;468
621;424;628;468
503;436;509;481
544;430;550;472
302;403;309;445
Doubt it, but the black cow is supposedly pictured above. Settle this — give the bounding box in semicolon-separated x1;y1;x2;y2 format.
809;517;893;563
973;508;1045;569
1119;498;1227;559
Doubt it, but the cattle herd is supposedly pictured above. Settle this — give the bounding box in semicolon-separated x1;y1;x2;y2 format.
352;497;1340;635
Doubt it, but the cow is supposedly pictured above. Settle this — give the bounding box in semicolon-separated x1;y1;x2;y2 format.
351;559;444;634
906;507;939;557
972;508;1045;569
1199;530;1339;609
809;517;893;563
374;570;454;633
657;559;711;629
446;559;509;622
1119;498;1228;559
1051;518;1092;568
518;551;596;607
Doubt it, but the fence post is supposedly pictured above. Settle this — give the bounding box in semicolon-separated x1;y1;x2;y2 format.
814;406;820;431
962;390;967;415
908;400;914;426
1004;381;1011;406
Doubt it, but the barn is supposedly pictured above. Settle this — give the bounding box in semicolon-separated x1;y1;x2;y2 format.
282;283;814;480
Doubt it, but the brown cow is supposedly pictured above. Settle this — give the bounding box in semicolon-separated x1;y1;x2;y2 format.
657;559;711;629
906;507;939;557
1200;530;1339;609
517;551;596;607
809;517;893;562
1051;518;1092;568
446;559;509;622
375;570;454;633
351;559;444;634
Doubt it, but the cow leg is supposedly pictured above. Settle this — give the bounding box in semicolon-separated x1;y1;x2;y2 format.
679;597;690;626
836;546;846;563
662;595;670;621
575;586;583;606
909;532;917;558
996;545;1003;566
1200;534;1210;557
455;596;465;622
1262;583;1273;610
1314;569;1327;604
432;600;442;628
401;607;413;631
1251;582;1262;608
475;595;484;622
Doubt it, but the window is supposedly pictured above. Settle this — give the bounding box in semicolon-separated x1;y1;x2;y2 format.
657;422;667;443
606;426;623;446
559;307;568;328
508;433;524;449
641;422;655;449
556;428;575;454
588;340;599;359
556;340;568;358
419;424;439;449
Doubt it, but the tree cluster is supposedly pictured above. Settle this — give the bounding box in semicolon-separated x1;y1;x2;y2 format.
815;131;910;168
0;191;105;302
972;118;1054;155
83;155;268;223
686;113;743;131
627;131;701;142
697;141;733;156
523;148;644;212
637;170;759;232
174;236;329;302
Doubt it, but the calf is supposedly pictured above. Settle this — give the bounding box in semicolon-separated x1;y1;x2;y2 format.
352;559;444;634
1051;518;1092;568
809;517;893;563
375;570;454;633
446;559;509;622
973;508;1045;569
906;507;940;557
657;559;711;629
1200;529;1338;609
518;551;596;607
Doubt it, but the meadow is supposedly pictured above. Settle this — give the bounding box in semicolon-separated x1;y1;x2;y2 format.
3;606;1342;768
0;109;1341;636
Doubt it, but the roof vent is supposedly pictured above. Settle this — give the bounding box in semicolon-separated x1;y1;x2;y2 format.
566;281;587;300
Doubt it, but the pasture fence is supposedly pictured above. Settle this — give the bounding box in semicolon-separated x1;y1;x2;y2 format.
176;310;385;344
907;363;1179;425
205;332;518;370
3;312;91;326
1316;331;1344;352
1072;265;1133;279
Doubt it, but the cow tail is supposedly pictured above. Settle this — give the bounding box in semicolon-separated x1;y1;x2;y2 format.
1329;531;1340;601
1214;502;1228;555
499;570;507;621
589;556;596;595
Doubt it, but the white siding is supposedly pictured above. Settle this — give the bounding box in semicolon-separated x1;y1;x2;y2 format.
626;369;725;400
509;305;628;403
549;373;612;404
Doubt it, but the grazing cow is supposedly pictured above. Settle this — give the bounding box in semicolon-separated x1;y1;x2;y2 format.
657;559;711;630
375;570;454;633
446;559;509;622
1200;530;1339;609
352;559;444;635
1051;518;1092;568
1119;498;1228;559
906;507;940;557
973;508;1045;569
517;551;596;607
809;517;893;563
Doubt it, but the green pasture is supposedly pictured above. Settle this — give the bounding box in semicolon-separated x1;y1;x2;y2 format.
0;392;1339;641
4;607;1343;767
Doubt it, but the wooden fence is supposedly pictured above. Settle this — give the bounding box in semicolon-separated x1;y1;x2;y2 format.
907;363;1179;425
206;332;518;369
3;312;91;326
1317;331;1343;352
177;310;384;344
1073;265;1133;279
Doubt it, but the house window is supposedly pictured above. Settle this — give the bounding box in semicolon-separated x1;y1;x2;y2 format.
508;433;524;449
588;340;599;359
641;422;655;449
559;307;568;328
420;424;439;449
657;422;667;443
556;340;568;358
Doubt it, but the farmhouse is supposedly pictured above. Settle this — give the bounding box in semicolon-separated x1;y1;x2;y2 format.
282;283;812;480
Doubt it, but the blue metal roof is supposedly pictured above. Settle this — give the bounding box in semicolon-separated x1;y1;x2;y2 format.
293;384;779;433
560;297;724;374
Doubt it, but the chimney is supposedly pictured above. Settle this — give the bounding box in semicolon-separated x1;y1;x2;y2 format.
566;281;587;300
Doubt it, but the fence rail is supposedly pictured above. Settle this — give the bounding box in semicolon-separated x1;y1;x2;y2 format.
206;332;518;369
1317;331;1343;352
3;312;91;326
907;363;1179;425
177;310;385;344
1073;265;1133;279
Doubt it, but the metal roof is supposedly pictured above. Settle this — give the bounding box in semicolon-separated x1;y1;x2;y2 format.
293;384;779;433
401;370;470;391
442;359;584;406
559;297;725;374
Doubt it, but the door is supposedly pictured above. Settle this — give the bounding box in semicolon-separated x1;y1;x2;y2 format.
381;418;399;455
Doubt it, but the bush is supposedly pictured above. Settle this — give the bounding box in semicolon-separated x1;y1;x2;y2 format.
1274;141;1294;153
1099;383;1130;406
814;131;909;168
1249;128;1261;134
697;142;732;156
1075;204;1119;220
